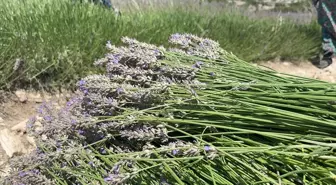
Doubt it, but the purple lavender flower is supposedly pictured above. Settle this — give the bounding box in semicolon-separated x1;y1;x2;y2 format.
159;67;166;72
71;119;77;125
107;98;114;105
98;133;105;139
172;149;178;155
100;148;107;154
195;61;203;68
44;116;52;122
112;55;119;64
83;89;89;95
160;176;168;184
37;107;43;114
29;116;36;123
78;130;85;135
66;100;73;107
56;142;61;147
61;162;67;168
19;171;27;177
182;40;188;46
32;169;39;174
154;49;160;55
192;61;203;69
88;161;95;167
166;78;173;84
113;59;119;64
112;165;120;174
104;175;113;182
78;80;86;86
36;147;43;154
204;145;211;152
170;33;181;40
116;87;123;94
204;39;210;44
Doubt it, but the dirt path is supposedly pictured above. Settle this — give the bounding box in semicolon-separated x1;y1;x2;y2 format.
0;60;335;179
260;60;336;82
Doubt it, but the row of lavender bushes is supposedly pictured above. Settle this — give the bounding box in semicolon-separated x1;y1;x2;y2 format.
0;0;320;91
2;34;336;184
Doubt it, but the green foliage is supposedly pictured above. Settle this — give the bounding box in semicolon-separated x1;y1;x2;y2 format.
0;0;321;89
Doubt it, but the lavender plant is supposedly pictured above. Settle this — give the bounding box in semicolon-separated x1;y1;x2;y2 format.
3;33;336;185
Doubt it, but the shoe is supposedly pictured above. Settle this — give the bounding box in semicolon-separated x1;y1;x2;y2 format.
312;52;333;69
317;56;333;69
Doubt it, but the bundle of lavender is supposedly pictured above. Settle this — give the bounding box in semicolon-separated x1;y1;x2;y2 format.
3;34;336;185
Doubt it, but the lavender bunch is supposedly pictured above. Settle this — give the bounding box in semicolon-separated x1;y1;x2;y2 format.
168;33;223;59
5;34;222;185
4;33;336;185
96;37;197;86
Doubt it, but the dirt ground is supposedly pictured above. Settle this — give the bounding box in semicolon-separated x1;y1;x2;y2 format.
260;60;336;82
0;60;335;178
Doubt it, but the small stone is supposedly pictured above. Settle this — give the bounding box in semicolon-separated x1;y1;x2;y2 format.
261;4;275;11
247;5;257;12
0;129;29;157
11;119;28;134
282;62;292;66
26;92;44;103
235;0;246;6
15;90;28;103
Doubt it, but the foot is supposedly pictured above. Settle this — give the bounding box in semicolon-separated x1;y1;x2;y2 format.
312;53;333;69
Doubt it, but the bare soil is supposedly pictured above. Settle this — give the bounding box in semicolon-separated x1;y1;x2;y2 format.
260;60;336;82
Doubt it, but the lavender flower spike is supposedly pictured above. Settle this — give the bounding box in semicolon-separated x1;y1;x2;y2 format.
104;174;113;182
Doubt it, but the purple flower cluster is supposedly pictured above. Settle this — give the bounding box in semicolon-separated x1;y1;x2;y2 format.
3;167;52;185
169;33;223;59
119;124;168;142
95;37;196;87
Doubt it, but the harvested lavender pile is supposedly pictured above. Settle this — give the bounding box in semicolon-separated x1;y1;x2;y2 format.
2;34;336;185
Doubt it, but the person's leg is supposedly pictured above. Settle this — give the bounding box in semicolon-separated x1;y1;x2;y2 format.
102;0;112;8
316;27;334;69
